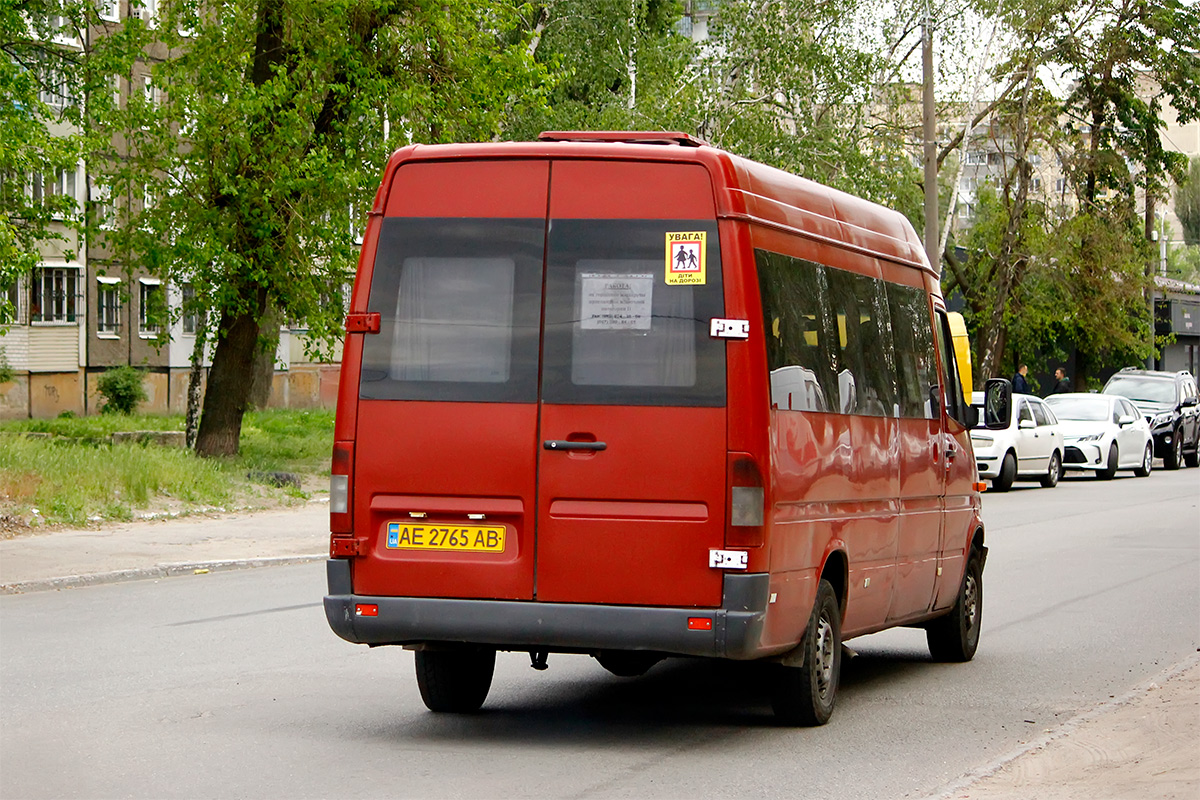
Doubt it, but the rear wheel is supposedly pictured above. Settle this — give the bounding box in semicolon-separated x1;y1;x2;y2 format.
927;548;983;662
1040;451;1061;488
992;452;1016;492
414;648;496;713
1134;443;1153;478
1096;444;1118;480
1164;430;1183;470
771;579;841;726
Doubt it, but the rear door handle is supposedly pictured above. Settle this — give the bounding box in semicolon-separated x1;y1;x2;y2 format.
544;440;607;452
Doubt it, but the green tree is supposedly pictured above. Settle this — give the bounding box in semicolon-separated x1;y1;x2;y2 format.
504;0;691;138
1176;156;1200;246
0;2;89;323
88;0;546;455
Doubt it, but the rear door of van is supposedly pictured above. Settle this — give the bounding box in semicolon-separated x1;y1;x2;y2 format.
352;160;548;601
352;156;729;610
535;160;728;607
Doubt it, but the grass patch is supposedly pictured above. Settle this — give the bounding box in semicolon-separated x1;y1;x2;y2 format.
0;408;334;529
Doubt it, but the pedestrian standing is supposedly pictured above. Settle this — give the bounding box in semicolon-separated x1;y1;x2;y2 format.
1012;364;1031;394
1047;367;1071;395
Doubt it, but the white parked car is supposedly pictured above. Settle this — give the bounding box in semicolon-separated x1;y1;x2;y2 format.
970;392;1065;491
1043;393;1154;479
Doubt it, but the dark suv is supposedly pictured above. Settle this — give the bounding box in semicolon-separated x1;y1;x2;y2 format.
1102;369;1200;469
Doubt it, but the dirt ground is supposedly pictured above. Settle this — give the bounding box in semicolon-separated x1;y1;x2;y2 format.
935;659;1200;800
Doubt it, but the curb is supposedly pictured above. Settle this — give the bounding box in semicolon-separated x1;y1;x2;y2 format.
919;650;1200;799
0;553;328;595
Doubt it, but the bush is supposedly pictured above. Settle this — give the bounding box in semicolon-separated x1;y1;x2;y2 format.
96;366;148;414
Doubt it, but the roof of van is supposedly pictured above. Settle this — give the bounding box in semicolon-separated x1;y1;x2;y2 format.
376;132;933;274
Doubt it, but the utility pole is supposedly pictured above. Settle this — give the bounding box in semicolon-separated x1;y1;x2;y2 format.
922;19;939;272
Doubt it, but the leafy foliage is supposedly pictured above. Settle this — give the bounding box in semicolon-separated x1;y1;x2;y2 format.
0;2;92;323
1177;157;1200;246
95;365;148;414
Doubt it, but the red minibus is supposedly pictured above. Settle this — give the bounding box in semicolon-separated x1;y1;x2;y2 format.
324;131;1007;725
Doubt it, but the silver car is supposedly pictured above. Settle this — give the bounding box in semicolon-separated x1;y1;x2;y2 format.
1043;393;1154;479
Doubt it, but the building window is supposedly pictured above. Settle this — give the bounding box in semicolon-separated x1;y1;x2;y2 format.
91;183;114;229
136;0;157;27
965;151;987;165
97;277;122;335
99;0;121;22
181;282;197;334
139;278;164;335
2;279;18;324
31;267;79;323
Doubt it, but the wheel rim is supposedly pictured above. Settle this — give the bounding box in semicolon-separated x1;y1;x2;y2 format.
1050;455;1060;483
1174;436;1182;463
1144;446;1153;473
963;572;979;631
814;612;835;698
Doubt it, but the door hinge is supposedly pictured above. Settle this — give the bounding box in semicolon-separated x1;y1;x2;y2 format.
330;537;369;558
345;312;380;334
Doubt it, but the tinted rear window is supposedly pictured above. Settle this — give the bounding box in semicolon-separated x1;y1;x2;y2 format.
541;219;725;406
359;218;544;402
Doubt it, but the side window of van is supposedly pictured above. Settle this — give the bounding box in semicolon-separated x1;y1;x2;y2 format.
887;284;939;420
541;219;725;406
824;267;897;416
756;251;837;412
359;218;545;402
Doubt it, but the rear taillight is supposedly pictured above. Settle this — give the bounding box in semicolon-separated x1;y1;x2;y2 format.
330;441;353;536
727;453;765;547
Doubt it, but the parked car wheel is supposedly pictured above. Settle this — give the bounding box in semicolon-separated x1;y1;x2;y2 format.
992;452;1016;492
771;579;841;726
926;547;983;662
1182;431;1199;468
1096;444;1119;480
1164;429;1183;470
1040;451;1062;488
415;648;496;713
1134;443;1153;478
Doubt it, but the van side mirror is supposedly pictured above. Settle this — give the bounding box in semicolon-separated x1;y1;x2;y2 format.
1181;396;1198;408
984;378;1012;430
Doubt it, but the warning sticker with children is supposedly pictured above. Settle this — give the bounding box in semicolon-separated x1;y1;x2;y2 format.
665;231;707;285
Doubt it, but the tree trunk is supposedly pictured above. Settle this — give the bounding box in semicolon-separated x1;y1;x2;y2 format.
184;309;208;449
248;303;281;408
195;300;265;457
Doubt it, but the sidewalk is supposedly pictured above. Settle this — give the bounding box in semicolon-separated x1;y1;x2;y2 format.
0;504;1195;799
0;502;328;594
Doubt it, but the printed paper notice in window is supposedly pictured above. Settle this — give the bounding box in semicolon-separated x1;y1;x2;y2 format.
665;232;706;285
580;272;653;330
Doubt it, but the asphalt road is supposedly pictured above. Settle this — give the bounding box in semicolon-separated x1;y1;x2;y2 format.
1;467;1196;799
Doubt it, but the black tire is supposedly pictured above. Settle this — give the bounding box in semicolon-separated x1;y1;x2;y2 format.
1040;451;1061;488
992;452;1016;492
1096;443;1118;480
1134;442;1153;478
414;648;496;713
771;579;841;726
926;548;983;662
1186;448;1200;469
1164;429;1183;470
595;651;661;677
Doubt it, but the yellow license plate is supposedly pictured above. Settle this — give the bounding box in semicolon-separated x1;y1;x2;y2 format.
385;522;505;552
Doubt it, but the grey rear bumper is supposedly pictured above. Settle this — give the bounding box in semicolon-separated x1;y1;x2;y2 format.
323;559;771;660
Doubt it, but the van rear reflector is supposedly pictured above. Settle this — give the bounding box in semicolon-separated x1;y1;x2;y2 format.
355;604;378;617
688;617;713;630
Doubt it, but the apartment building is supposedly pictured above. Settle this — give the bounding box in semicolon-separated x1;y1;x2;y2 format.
1;1;341;420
